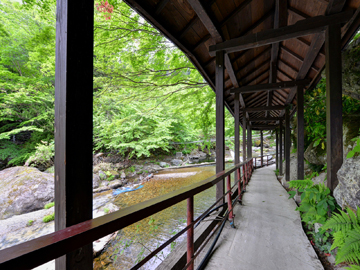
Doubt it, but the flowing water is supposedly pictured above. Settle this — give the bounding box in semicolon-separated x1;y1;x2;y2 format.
94;164;238;270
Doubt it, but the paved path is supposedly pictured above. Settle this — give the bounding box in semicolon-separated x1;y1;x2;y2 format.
196;165;323;270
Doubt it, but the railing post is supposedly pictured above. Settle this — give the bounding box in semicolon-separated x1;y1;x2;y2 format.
267;155;268;166
226;175;235;228
187;196;194;270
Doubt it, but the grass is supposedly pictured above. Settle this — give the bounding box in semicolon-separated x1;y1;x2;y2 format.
27;220;34;226
103;208;110;214
44;202;54;209
43;213;55;223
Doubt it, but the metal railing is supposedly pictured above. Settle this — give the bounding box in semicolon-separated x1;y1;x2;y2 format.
253;154;274;168
0;159;254;270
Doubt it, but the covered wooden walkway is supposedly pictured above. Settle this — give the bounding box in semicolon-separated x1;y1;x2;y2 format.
196;165;323;270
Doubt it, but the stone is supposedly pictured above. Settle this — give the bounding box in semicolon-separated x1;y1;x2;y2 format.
334;156;360;209
109;170;119;179
314;223;322;233
93;162;113;174
304;142;327;166
99;170;107;180
108;180;123;189
93;174;100;189
312;172;326;186
159;162;169;168
264;143;270;148
44;166;54;174
0;167;54;219
142;164;162;173
170;159;182;166
120;171;126;179
176;152;183;159
254;140;261;147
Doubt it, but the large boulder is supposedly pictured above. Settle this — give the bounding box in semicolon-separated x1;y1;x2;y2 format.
304;142;327;166
334;156;360;209
170;159;182;166
0;167;54;219
282;153;309;181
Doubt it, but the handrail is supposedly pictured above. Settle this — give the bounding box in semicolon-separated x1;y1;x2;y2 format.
0;159;254;270
254;154;274;168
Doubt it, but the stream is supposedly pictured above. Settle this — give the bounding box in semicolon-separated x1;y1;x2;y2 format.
94;164;233;270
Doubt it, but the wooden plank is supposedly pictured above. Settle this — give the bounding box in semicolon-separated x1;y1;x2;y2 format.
285;107;290;181
54;0;94;268
252;125;278;129
179;17;199;39
242;68;269;86
279;121;283;175
155;0;170;15
237;59;270;79
215;51;225;203
234;93;240;181
244;105;286;112
280;46;320;72
297;85;305;180
220;0;253;27
209;11;352;56
232;79;310;94
192;34;211;51
326;23;343;191
236;47;271;71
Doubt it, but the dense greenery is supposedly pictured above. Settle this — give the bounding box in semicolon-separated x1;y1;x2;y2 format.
0;0;237;167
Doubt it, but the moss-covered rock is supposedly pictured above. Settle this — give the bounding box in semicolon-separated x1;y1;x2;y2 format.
0;167;54;219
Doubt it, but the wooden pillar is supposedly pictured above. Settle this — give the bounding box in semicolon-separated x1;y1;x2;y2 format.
297;85;305;180
247;123;252;158
234;94;240;179
54;0;94;269
243;115;247;162
285;107;291;181
276;129;279;171
260;130;263;167
326;24;343;191
215;50;225;203
279;121;283;175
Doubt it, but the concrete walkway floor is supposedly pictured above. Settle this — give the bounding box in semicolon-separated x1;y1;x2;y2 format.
195;164;324;270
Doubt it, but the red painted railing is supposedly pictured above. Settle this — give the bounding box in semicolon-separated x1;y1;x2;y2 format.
0;159;254;270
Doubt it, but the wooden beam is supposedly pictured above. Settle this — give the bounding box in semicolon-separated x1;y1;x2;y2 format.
288;6;310;19
237;58;270;79
326;23;343;191
261;130;263;166
297;85;305;180
285;107;291;181
209;11;352;56
242;68;269;86
249;117;283;121
283;0;347;106
252;125;278;129
234;93;240;179
276;129;279;170
247;122;252;158
280;46;320;72
243;105;286;112
155;0;170;15
192;34;211;51
243;114;247;161
231;79;310;94
215;51;225;203
236;47;271;71
55;0;94;268
279;121;283;174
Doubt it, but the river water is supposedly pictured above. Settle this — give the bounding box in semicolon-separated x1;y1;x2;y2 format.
93;164;235;270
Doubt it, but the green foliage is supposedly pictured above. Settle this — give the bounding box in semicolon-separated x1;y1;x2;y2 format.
288;175;336;225
347;136;360;159
103;208;110;214
274;169;279;176
43;213;55;223
27;220;34;226
44;202;54;209
25;141;54;167
307;230;333;254
323;207;360;266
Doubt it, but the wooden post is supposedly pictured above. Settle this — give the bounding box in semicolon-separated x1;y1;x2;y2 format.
247;123;252;158
234;93;240;180
285;106;291;181
187;197;194;270
279;121;283;175
216;50;225;203
276;129;279;171
297;85;305;180
326;24;343;191
243;114;247;162
54;0;94;268
261;130;263;167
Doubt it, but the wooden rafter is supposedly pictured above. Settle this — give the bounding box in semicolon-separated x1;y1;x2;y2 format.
231;79;310;94
244;105;286;112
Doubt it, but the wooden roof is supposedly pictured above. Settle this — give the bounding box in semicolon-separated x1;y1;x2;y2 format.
123;0;360;129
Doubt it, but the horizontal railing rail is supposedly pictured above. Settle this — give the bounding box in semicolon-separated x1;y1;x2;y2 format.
0;159;254;270
254;154;274;168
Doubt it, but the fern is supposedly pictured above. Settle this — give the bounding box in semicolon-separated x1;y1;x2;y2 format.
288;179;314;190
346;265;360;270
325;207;360;266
